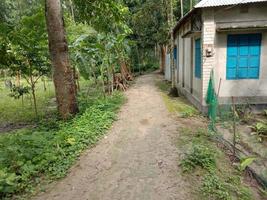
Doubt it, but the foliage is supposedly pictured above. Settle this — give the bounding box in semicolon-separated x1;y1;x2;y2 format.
201;173;231;200
178;125;255;200
239;157;257;171
181;144;216;172
9;85;30;99
201;174;253;200
0;79;55;125
67;20;132;82
73;0;129;33
250;121;267;141
0;91;125;198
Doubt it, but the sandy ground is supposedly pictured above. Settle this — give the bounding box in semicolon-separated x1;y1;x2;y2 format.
34;73;193;200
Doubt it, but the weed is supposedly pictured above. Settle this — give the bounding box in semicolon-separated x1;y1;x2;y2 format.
178;126;254;200
156;80;199;118
250;121;267;142
0;91;125;198
161;94;198;118
200;168;253;200
225;176;253;200
0;80;56;125
201;174;231;200
181;144;216;172
155;80;171;92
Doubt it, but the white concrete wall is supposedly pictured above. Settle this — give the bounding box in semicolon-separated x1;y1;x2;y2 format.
184;37;191;91
174;23;202;109
201;8;216;105
165;52;171;81
215;31;267;102
211;4;267;104
177;30;183;87
172;2;267;110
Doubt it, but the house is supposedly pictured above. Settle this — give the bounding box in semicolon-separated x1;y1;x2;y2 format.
165;0;267;113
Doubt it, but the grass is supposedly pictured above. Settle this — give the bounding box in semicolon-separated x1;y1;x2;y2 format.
178;127;255;200
0;83;125;199
155;80;199;118
0;79;56;126
156;78;265;199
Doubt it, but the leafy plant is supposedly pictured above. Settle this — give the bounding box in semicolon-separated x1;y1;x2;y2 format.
0;91;125;198
250;121;267;141
9;85;30;99
0;169;17;194
201;174;231;200
239;157;256;171
181;144;216;172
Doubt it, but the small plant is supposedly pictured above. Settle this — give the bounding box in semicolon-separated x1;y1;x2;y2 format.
0;169;17;195
201;174;231;200
9;85;30;99
250;121;267;141
181;144;216;172
239;157;256;171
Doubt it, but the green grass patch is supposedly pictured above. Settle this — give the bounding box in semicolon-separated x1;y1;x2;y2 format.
0;91;125;199
155;80;199;118
181;144;216;173
178;127;254;200
155;80;171;92
161;94;198;118
0;79;56;126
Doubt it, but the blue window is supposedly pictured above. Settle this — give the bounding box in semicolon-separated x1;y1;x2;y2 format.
195;39;201;78
227;34;261;79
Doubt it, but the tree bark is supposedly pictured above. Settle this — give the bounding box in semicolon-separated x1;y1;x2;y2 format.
170;0;175;88
30;74;38;117
160;45;166;74
45;0;79;119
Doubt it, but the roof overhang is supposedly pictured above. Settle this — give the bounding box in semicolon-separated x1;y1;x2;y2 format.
182;31;201;38
216;20;267;32
173;8;198;35
195;0;267;8
173;0;267;35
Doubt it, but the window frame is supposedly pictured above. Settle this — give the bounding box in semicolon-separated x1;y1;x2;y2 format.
226;33;262;80
195;38;202;79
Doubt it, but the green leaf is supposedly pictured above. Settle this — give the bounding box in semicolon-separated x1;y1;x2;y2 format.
240;157;256;171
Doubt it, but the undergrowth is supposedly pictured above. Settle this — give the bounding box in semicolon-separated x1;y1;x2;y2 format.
181;144;216;172
155;80;199;118
0;80;56;126
179;127;254;200
0;91;125;199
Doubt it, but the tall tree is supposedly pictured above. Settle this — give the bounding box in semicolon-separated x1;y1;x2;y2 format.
45;0;78;119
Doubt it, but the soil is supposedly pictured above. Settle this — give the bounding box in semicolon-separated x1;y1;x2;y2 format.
34;73;193;200
0;122;34;134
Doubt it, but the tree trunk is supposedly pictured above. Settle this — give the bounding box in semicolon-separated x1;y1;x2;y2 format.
169;0;178;96
16;71;20;86
160;45;166;74
45;0;79;119
30;75;38;117
43;78;47;91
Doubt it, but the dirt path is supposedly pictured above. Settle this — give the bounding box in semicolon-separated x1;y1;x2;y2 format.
35;74;193;200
